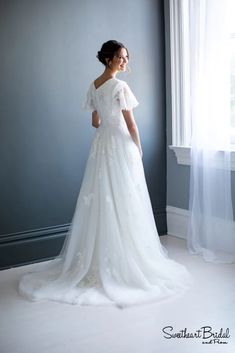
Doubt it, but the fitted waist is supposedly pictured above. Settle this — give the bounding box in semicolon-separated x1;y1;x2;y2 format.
99;120;126;129
97;121;129;136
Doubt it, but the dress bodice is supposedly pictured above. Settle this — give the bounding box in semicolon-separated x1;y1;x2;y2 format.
83;78;139;129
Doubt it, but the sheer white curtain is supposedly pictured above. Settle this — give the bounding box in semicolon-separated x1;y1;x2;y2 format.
187;0;235;263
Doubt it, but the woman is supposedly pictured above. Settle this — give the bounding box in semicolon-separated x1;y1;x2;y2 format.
18;40;193;308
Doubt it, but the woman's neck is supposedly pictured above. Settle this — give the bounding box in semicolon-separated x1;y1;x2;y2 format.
102;67;118;79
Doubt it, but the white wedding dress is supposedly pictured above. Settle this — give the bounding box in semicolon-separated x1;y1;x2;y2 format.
18;78;193;308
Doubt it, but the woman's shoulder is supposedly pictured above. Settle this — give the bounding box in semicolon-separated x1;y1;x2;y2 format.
112;78;139;110
114;78;128;87
112;78;130;95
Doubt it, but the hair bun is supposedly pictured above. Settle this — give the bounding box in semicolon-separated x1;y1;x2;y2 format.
96;40;128;67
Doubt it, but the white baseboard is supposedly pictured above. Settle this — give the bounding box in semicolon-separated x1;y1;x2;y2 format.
167;205;235;240
166;205;189;240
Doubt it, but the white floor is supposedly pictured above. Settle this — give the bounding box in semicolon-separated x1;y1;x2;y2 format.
0;235;234;353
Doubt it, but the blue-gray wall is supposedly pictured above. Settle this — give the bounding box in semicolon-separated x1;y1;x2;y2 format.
164;0;235;216
0;0;166;269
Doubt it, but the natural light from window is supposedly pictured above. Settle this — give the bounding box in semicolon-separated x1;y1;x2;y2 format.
229;0;235;142
169;0;235;168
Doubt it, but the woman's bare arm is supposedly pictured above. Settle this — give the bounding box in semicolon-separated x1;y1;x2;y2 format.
122;110;143;158
92;110;100;128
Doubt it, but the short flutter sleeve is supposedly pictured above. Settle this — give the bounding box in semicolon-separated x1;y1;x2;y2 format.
113;82;139;111
82;83;96;111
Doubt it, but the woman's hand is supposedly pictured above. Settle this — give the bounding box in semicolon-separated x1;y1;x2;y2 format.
92;110;100;128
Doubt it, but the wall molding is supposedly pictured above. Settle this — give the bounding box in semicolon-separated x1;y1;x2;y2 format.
167;205;235;240
154;207;167;236
166;205;189;239
0;224;69;270
0;208;167;270
0;224;69;245
169;145;235;171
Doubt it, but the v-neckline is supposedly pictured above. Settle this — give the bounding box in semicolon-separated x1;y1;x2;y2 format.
93;77;116;91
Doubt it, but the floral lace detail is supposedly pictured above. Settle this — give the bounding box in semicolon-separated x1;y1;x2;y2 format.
89;130;118;163
82;268;101;287
103;247;119;278
107;135;117;161
105;194;114;211
75;251;84;261
104;255;112;277
60;251;86;281
96;90;105;103
73;251;85;271
83;193;94;206
89;132;100;159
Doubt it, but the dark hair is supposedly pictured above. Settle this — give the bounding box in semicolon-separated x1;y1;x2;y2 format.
96;40;129;66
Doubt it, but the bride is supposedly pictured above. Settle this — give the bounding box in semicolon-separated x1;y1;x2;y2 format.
18;40;193;308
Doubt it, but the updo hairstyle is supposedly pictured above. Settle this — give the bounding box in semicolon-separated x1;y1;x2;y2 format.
96;40;129;67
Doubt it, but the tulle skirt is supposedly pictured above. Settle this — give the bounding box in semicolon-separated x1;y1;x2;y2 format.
18;123;193;308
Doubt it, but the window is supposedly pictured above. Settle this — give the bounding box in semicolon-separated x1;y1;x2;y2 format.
230;1;235;143
230;34;235;143
168;0;235;169
169;0;191;148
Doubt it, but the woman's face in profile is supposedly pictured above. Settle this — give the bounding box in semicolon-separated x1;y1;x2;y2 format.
110;48;129;72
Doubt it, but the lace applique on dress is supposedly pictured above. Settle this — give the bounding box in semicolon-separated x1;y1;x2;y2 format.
81;267;101;287
105;195;114;211
83;193;94;206
89;132;100;159
112;81;139;112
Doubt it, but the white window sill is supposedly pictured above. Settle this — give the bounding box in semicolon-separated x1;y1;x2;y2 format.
169;145;235;171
